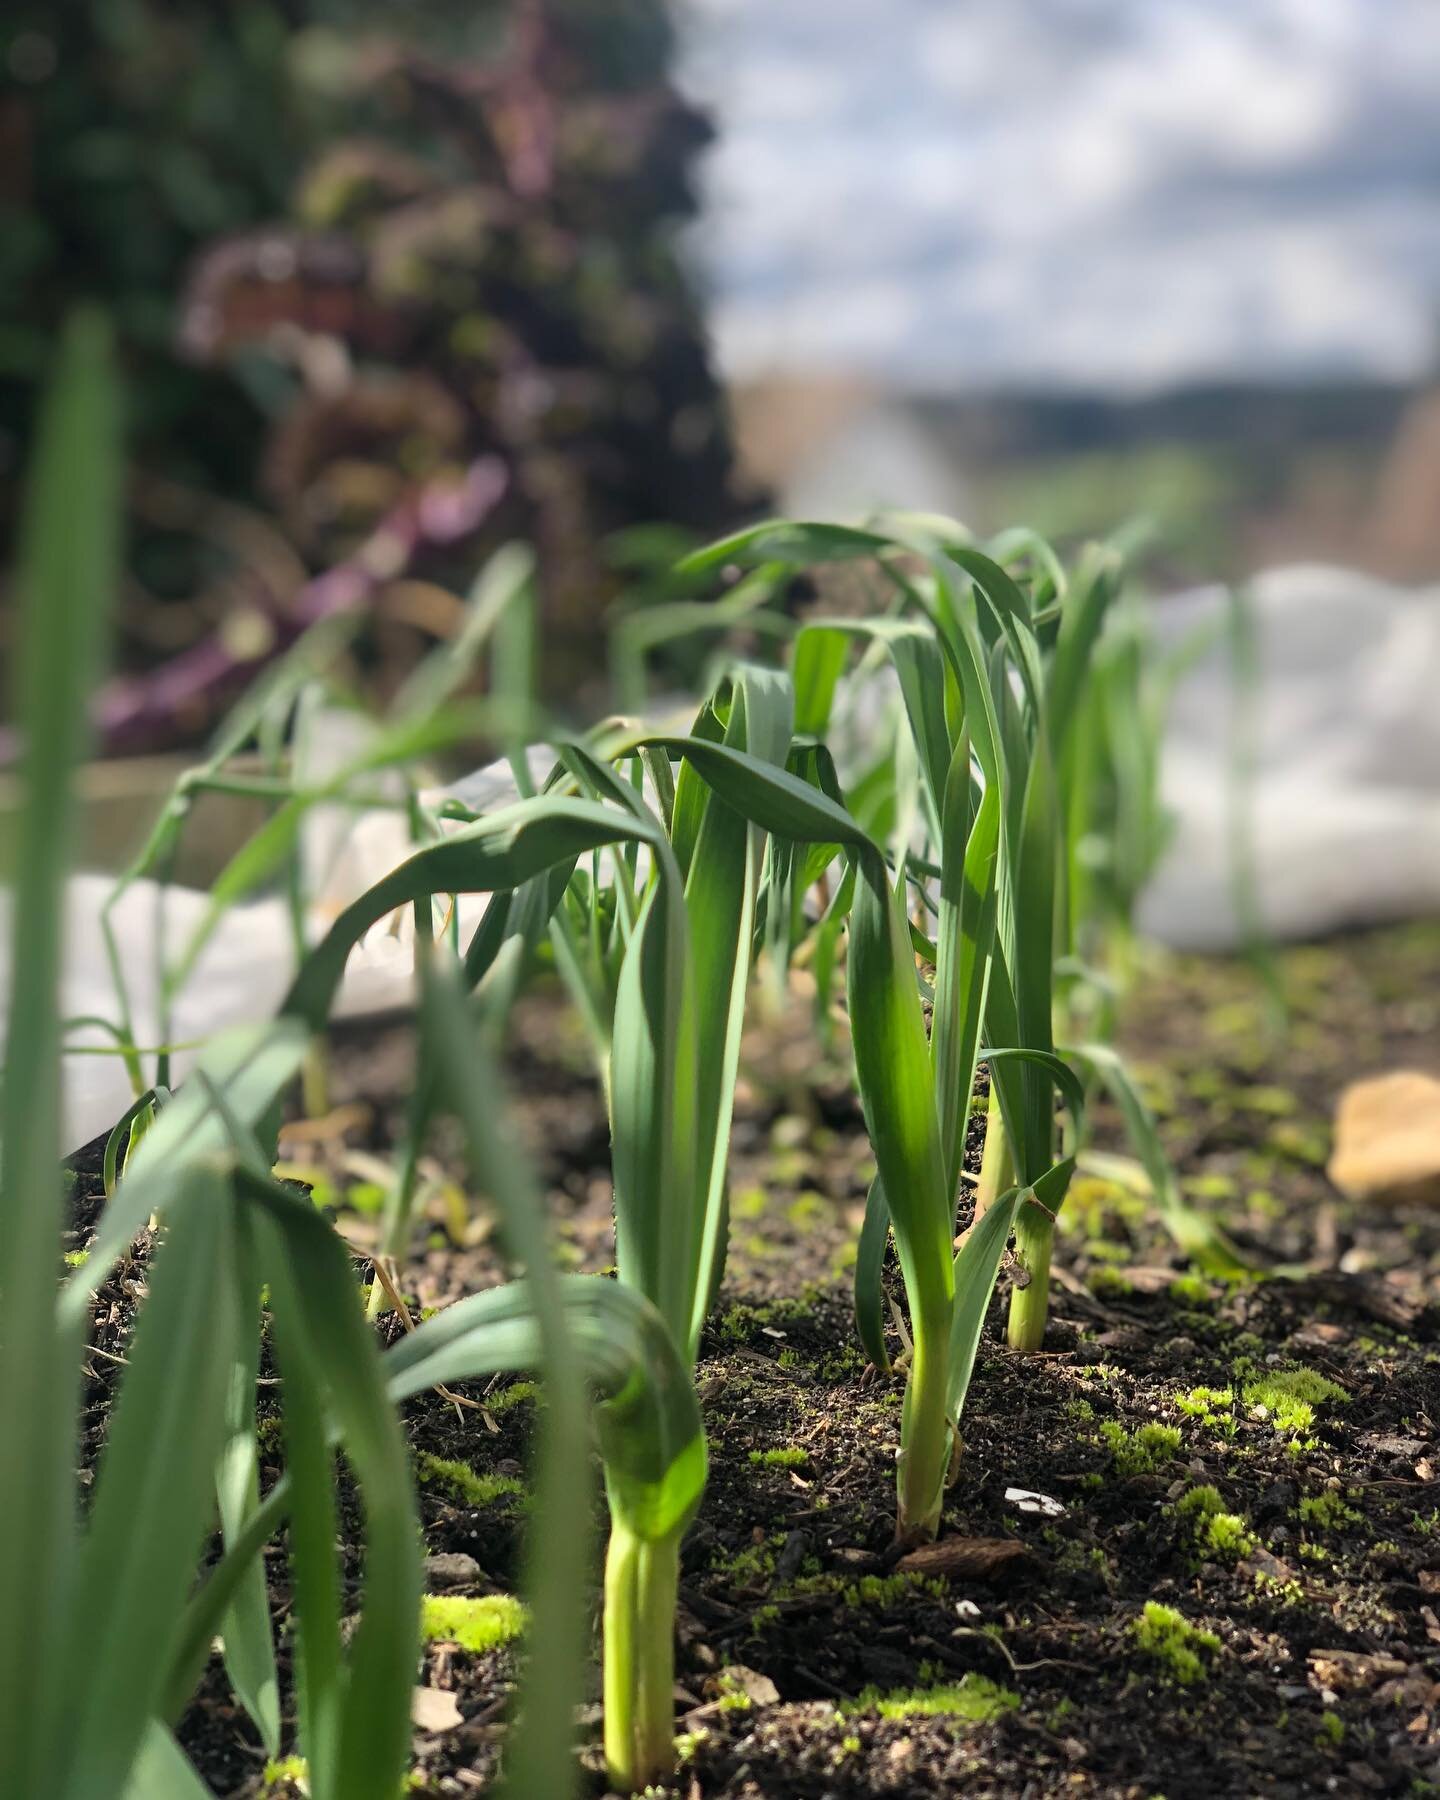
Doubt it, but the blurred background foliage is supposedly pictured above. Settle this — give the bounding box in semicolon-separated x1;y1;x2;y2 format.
0;0;741;732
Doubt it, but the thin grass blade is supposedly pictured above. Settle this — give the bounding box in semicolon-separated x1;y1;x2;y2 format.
0;310;120;1799
58;1171;239;1800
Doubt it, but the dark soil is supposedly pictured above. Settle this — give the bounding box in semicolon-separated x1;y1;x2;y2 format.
70;923;1440;1798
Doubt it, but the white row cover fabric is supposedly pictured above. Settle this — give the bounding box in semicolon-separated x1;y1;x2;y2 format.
1138;564;1440;948
30;563;1440;1150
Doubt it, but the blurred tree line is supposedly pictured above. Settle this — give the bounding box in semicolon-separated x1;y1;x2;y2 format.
0;0;740;734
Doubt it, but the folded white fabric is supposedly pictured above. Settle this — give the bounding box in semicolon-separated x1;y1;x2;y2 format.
1138;564;1440;948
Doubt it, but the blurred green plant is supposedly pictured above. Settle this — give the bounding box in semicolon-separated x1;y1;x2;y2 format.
3;310;658;1800
279;662;804;1791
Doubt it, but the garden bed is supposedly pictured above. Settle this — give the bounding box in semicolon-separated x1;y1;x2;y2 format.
72;922;1440;1798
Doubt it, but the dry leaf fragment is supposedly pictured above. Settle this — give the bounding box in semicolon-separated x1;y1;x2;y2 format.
896;1536;1029;1580
1308;1648;1407;1691
412;1685;463;1732
710;1665;779;1708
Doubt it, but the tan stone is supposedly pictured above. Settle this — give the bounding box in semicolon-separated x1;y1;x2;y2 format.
1328;1070;1440;1207
410;1686;462;1733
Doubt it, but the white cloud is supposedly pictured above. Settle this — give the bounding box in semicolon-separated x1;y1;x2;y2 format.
679;0;1440;388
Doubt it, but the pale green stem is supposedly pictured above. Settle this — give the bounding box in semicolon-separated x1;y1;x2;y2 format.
300;1039;330;1123
603;1520;681;1793
895;1310;953;1547
1007;1201;1054;1352
974;1087;1012;1220
363;1128;425;1323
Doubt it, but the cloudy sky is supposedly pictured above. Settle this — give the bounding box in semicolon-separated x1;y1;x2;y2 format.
679;0;1440;390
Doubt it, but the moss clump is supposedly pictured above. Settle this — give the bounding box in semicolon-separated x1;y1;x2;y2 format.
415;1453;524;1510
716;1672;759;1712
262;1757;308;1791
1176;1485;1256;1565
1044;1533;1110;1585
1242;1369;1347;1443
732;1185;768;1222
748;1446;808;1469
1268;1120;1329;1166
420;1593;527;1654
787;1191;827;1228
1183;1170;1240;1202
485;1380;539;1415
1089;1266;1134;1300
1175;1385;1234;1429
1061;1174;1147;1237
1101;1420;1182;1477
1235;1084;1297;1117
813;1340;868;1382
842;1571;945;1607
847;1673;1018;1722
714;1535;781;1587
1131;1602;1220;1684
1198;1511;1254;1564
1253;1571;1304;1605
1167;1273;1212;1306
343;1180;386;1216
1298;1491;1361;1532
1316;1709;1345;1747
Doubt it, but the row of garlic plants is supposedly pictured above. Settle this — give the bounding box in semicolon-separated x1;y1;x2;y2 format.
14;322;1235;1800
265;515;1237;1790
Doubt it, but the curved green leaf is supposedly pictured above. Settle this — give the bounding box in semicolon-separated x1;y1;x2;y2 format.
0;310;120;1800
57;1171;241;1800
282;796;669;1035
1065;1041;1247;1273
674;519;894;578
238;1171;420;1800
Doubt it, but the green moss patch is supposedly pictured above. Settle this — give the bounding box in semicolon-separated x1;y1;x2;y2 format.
846;1673;1018;1723
1061;1173;1148;1238
1298;1491;1361;1532
1175;1385;1234;1430
841;1571;946;1608
1242;1369;1347;1444
420;1592;527;1654
1176;1485;1256;1565
1167;1272;1213;1306
415;1452;525;1510
1131;1601;1221;1684
1101;1420;1182;1476
748;1446;808;1469
484;1380;539;1415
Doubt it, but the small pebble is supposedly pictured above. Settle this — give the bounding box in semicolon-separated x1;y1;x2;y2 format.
423;1552;482;1587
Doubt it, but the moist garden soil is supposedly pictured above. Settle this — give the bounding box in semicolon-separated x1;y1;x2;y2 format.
69;924;1440;1799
